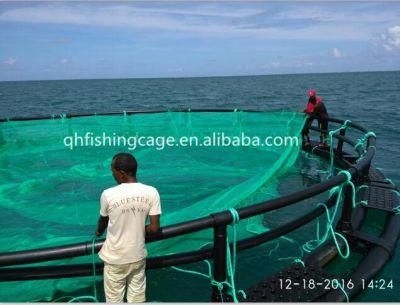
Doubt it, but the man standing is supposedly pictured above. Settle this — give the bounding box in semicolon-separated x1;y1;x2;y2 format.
96;152;161;303
302;89;328;146
310;95;329;146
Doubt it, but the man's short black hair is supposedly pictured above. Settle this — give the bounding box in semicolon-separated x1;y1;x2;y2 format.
112;153;138;177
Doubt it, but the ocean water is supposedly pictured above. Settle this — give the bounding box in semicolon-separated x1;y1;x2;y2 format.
0;71;399;302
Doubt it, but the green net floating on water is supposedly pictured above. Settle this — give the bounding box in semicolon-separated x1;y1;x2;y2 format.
0;111;306;301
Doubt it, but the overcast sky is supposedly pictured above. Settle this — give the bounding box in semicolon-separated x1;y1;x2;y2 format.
0;1;399;81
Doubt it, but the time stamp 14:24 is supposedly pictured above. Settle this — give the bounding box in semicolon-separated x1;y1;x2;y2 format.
279;278;394;290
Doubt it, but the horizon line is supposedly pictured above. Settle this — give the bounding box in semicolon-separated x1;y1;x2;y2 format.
1;69;399;83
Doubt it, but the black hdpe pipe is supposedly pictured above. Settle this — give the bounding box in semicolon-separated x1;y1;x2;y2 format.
0;172;346;267
0;109;370;135
301;162;399;302
0;194;338;281
304;206;366;268
0;109;238;122
0;154;377;283
321;209;400;302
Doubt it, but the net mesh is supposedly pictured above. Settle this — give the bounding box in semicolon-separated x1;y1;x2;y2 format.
0;111;307;301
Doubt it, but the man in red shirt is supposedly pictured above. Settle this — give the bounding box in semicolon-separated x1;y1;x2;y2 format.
302;89;328;146
304;89;322;114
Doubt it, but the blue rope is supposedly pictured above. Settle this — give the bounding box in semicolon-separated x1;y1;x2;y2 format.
293;258;305;267
327;120;351;178
332;279;350;302
356;185;369;193
62;237;98;303
339;170;356;208
385;178;394;185
222;208;243;302
303;170;353;259
277;236;305;265
354;131;375;154
169;208;245;302
355;132;377;163
171;260;224;301
228;208;240;275
171;261;213;280
311;145;319;155
319;203;350;259
303;151;321;162
393;206;400;215
267;240;280;256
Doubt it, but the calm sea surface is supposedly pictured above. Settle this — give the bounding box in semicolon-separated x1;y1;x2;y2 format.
0;71;399;301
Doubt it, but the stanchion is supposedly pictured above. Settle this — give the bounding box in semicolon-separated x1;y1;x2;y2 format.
338;184;354;234
336;128;346;156
212;224;228;302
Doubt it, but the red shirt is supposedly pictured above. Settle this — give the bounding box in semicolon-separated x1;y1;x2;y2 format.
305;96;322;114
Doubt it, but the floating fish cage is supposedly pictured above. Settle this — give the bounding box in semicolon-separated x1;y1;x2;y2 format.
0;109;398;302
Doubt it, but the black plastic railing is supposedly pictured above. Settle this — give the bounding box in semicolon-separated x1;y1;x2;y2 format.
0;110;376;300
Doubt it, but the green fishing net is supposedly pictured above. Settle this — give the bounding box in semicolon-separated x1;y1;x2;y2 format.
0;111;307;301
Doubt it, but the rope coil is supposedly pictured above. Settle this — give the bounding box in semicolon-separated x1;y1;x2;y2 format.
303;170;354;260
355;131;376;163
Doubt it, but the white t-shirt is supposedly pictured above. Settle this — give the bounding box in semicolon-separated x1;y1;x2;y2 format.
98;182;161;265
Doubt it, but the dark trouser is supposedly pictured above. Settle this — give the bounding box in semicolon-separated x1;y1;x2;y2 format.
302;117;313;142
318;117;328;144
302;116;329;144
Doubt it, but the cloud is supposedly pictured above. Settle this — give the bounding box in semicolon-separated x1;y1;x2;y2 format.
4;57;17;65
275;5;399;24
61;58;69;64
265;60;313;69
332;48;344;58
381;25;400;51
0;4;396;41
270;61;283;68
167;67;184;73
0;5;263;28
129;6;263;18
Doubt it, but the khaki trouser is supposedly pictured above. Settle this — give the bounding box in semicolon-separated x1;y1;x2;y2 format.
103;259;146;303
